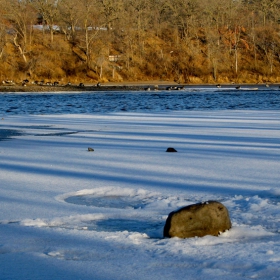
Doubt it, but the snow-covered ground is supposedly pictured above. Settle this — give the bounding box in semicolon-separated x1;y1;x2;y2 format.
0;110;280;279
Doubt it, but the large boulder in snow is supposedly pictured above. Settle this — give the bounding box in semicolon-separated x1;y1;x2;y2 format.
163;201;231;238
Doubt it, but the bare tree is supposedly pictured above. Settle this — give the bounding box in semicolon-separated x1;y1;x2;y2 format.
0;21;7;60
97;0;123;31
197;0;230;81
1;0;37;63
32;0;59;43
251;0;280;26
57;0;83;42
255;27;280;74
72;0;109;72
164;0;200;40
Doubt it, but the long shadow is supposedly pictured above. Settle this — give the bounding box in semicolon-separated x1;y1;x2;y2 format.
1;112;279;199
0;129;22;141
0;155;268;197
0;223;123;280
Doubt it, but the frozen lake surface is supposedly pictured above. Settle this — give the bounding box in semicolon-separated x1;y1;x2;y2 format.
0;89;280;279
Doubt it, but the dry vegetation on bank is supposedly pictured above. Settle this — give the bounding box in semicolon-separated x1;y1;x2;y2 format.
1;0;280;85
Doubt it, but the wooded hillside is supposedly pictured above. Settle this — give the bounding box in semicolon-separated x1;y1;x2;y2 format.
1;0;280;84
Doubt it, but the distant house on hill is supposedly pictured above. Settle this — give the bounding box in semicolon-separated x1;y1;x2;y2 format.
109;55;121;62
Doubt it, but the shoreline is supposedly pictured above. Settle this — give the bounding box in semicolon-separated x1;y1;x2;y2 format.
0;82;279;93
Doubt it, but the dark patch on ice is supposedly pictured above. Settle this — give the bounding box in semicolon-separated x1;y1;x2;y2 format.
11;125;53;129
166;147;177;152
65;195;149;209
33;128;96;137
0;129;22;141
34;131;79;136
86;218;163;237
0;245;10;255
20;126;96;137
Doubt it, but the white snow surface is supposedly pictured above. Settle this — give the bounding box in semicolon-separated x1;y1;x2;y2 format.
0;110;280;279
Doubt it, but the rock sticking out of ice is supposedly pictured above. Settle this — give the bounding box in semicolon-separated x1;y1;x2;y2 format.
163;201;231;238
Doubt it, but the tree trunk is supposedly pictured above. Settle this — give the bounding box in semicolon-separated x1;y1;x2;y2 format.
13;34;27;63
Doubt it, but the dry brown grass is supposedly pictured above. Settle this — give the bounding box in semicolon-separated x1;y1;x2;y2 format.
1;26;280;84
